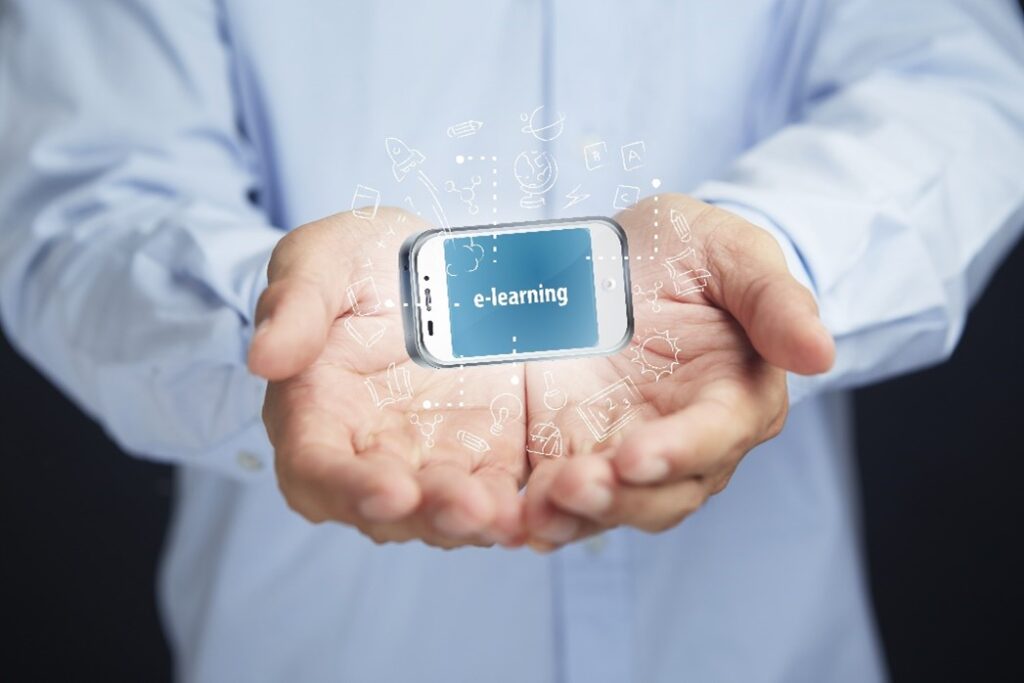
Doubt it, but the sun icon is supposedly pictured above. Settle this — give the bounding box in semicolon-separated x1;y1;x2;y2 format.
630;330;682;382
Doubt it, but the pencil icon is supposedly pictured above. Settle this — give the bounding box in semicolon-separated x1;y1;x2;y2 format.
670;209;692;243
456;430;491;453
446;120;484;139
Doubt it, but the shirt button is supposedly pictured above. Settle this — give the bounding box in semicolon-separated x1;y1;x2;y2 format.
236;450;264;472
584;533;608;555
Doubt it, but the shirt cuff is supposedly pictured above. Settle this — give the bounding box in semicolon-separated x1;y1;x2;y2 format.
202;416;276;479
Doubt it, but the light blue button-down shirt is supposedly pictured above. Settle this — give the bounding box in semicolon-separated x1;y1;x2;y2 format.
2;2;1024;681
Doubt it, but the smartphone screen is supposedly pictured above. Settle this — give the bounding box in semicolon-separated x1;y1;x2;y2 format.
401;218;632;367
444;227;598;357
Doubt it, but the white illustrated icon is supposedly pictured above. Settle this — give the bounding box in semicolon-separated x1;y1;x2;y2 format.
630;330;682;382
527;422;563;459
489;392;524;435
445;175;482;215
520;105;566;141
577;376;642;442
663;247;712;296
620;140;646;171
403;195;420;215
456;429;491;453
347;276;382;316
669;208;692;243
365;362;413;408
514;151;559;209
351;184;381;220
583;141;608;171
542;371;568;411
446;120;484;139
384;137;426;182
612;184;641;210
445;237;484;277
409;413;443;448
384;136;451;233
343;317;386;348
670;267;712;296
633;281;664;313
563;184;590;210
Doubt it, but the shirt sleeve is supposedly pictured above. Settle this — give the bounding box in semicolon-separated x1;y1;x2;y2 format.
694;0;1024;405
0;1;281;477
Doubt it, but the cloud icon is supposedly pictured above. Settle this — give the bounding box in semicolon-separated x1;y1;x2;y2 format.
446;238;485;277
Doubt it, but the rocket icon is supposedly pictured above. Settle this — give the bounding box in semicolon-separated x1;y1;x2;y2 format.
385;137;426;182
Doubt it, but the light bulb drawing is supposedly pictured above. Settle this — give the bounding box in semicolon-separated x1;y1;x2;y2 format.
489;393;523;436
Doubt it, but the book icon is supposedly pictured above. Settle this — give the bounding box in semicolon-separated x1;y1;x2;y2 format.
663;247;712;296
364;362;413;409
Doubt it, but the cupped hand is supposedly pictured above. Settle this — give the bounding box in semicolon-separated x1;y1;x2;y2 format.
523;194;835;549
249;208;527;548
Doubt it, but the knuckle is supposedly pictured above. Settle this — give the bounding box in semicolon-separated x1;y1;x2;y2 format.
277;483;326;524
637;509;689;534
708;472;734;495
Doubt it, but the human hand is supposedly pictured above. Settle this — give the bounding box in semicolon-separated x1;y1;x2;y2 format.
248;209;527;548
523;194;835;549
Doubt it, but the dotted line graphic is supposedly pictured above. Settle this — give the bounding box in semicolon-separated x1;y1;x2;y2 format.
455;155;499;224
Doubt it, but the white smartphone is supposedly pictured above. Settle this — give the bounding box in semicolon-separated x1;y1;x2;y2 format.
399;217;634;368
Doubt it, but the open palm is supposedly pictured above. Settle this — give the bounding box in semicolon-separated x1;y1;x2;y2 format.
523;195;832;546
252;198;832;550
255;210;526;548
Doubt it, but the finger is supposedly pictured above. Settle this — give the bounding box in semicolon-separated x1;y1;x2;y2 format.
708;221;835;375
416;461;496;539
546;454;707;532
248;219;356;381
611;380;778;485
277;445;421;525
475;466;527;547
524;459;602;546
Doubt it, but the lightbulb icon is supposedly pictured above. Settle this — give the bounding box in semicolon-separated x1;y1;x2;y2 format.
489;393;524;436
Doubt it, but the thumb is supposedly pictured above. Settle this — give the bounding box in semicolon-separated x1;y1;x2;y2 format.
710;222;835;376
247;221;352;381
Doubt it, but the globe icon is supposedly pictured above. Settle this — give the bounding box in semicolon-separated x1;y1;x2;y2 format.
514;150;558;209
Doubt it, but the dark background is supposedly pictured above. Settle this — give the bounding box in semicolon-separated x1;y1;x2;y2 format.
2;5;1023;679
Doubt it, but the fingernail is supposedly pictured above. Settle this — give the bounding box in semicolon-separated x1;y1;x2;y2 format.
536;514;579;544
358;493;396;521
569;482;614;514
620;456;670;484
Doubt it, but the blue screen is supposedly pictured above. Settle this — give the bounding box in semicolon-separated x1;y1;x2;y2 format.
444;227;598;358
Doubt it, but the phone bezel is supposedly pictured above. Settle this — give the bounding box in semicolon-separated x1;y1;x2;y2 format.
399;217;633;368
